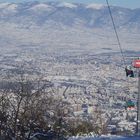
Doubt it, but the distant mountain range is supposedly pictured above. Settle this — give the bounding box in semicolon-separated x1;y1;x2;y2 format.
0;2;140;29
0;2;139;53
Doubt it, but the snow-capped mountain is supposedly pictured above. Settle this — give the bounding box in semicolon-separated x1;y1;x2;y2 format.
0;1;139;53
86;3;105;10
57;2;77;8
0;2;139;29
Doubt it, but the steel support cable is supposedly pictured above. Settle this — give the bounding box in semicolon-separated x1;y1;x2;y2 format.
106;0;126;66
106;0;132;109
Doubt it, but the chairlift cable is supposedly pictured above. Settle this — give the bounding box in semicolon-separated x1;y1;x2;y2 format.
106;0;126;66
105;0;135;110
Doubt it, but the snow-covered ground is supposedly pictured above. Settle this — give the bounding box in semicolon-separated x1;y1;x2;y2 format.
69;135;140;140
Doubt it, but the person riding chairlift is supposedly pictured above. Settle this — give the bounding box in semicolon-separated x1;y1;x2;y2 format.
125;66;134;77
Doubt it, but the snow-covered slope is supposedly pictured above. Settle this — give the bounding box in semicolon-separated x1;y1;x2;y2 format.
86;3;105;10
30;3;51;10
0;2;139;29
57;2;77;8
0;2;10;9
0;1;139;52
69;135;140;140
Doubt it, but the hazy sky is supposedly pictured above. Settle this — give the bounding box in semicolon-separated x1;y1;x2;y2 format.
0;0;140;9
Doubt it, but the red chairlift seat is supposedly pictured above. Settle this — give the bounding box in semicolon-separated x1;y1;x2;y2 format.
133;59;140;68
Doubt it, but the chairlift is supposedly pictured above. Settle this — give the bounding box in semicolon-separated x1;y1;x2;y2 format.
125;58;140;77
125;100;135;109
132;59;140;68
125;66;134;77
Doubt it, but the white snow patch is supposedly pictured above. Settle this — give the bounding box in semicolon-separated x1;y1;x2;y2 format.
0;3;18;13
7;4;18;11
68;135;140;140
57;2;77;8
0;3;10;9
30;3;51;11
86;3;105;10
